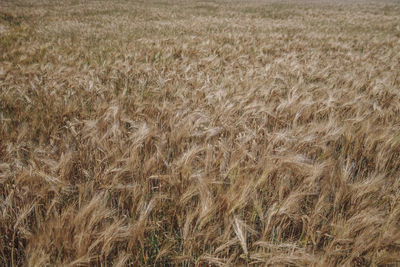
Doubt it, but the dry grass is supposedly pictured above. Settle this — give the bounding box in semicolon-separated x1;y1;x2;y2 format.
1;0;400;265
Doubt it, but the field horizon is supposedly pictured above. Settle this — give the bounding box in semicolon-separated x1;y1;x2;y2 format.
1;0;400;266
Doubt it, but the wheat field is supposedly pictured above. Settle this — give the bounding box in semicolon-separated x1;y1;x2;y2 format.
1;0;400;266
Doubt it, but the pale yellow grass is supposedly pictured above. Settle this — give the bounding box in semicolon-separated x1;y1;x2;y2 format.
1;0;400;266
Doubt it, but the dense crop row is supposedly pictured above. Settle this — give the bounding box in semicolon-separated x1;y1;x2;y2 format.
1;0;400;265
